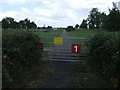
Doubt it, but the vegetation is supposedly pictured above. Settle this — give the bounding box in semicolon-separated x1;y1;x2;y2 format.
104;3;120;31
72;72;113;88
2;17;37;30
2;31;46;88
80;2;120;31
1;1;120;88
67;29;100;54
67;29;99;37
66;26;75;32
75;24;79;29
86;32;120;88
87;8;107;29
79;19;87;29
67;29;120;87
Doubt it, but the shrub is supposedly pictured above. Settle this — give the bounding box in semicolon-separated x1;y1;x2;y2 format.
87;32;120;80
2;31;44;88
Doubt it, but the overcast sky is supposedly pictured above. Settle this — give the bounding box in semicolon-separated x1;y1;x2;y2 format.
0;0;120;27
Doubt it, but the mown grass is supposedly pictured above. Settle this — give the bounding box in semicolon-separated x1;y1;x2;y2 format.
67;29;95;53
67;29;114;54
67;29;99;38
33;30;63;47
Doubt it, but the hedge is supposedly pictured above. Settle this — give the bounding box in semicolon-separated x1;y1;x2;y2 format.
87;32;120;87
2;31;44;88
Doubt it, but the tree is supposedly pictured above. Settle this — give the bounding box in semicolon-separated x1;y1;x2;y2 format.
19;20;26;29
19;18;37;29
28;21;37;29
47;26;52;29
80;19;87;29
2;17;18;29
75;24;79;28
87;8;102;29
99;12;107;29
104;2;120;31
66;26;75;31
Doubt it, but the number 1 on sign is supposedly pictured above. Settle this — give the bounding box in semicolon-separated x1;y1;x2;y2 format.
74;46;78;52
72;44;81;53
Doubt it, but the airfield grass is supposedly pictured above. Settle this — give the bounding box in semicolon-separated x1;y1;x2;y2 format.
33;30;63;47
67;29;113;54
66;29;93;54
67;29;98;38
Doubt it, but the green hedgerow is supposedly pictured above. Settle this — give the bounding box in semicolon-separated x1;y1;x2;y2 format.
2;31;44;88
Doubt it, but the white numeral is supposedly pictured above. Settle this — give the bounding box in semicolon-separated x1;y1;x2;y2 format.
74;46;78;52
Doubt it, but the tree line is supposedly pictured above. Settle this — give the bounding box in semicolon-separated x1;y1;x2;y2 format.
2;18;37;29
1;17;53;30
71;2;120;32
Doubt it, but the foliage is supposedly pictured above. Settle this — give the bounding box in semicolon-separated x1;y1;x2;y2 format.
80;19;87;29
73;72;113;88
81;2;120;31
104;4;120;31
75;24;79;28
66;26;75;32
87;32;120;80
47;26;52;29
19;18;37;29
87;8;107;29
2;17;19;29
2;31;44;88
2;17;37;29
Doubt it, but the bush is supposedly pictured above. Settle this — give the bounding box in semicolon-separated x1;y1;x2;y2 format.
87;32;120;79
2;31;44;88
66;26;75;32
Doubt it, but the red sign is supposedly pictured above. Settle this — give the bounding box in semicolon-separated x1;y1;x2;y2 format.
36;43;44;50
72;44;81;53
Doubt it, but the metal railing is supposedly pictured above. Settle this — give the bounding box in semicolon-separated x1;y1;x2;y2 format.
41;37;89;62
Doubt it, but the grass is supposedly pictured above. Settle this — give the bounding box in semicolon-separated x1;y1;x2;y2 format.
67;29;99;38
67;29;94;54
67;29;114;54
33;30;63;47
25;63;55;88
67;29;112;38
71;39;88;54
72;72;113;88
33;30;63;37
71;62;114;88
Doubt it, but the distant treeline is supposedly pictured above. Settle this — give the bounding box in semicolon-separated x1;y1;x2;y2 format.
74;2;120;32
1;17;53;30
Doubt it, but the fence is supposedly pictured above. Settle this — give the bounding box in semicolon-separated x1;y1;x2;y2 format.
39;37;89;62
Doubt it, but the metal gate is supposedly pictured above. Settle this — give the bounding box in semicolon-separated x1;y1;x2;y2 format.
41;36;89;62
